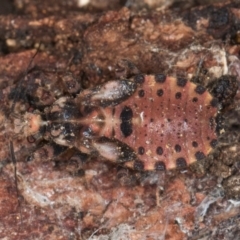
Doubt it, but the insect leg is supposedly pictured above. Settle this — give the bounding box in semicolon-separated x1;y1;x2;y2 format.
9;141;23;227
28;142;89;175
115;59;140;79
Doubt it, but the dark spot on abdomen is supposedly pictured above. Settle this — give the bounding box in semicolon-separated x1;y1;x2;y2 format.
156;146;163;155
210;98;218;107
210;139;218;148
120;106;133;121
134;160;144;171
155;161;166;171
177;78;187;87
192;97;198;102
138;146;145;155
195;85;206;95
157;89;164;96
120;106;133;137
175;144;181;152
120;121;133;137
195;151;206;160
134;74;145;84
155;74;166;83
175;92;182;99
192;141;198;148
176;157;187;169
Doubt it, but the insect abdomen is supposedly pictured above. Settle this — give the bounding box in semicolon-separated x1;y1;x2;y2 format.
101;75;218;170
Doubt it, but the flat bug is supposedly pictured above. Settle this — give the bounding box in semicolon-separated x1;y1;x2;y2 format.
3;71;220;172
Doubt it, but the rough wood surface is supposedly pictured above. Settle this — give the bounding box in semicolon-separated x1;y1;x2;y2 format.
0;0;240;239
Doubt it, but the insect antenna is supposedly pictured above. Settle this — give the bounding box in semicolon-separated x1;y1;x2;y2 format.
9;42;42;230
9;140;23;227
11;43;42;112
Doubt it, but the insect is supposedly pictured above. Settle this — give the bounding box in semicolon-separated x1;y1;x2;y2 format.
3;73;220;172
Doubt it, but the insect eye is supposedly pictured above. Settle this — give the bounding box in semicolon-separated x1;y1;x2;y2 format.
26;155;33;162
27;135;36;143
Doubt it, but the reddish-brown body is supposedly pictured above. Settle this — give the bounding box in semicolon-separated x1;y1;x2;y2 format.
83;75;218;170
4;74;218;171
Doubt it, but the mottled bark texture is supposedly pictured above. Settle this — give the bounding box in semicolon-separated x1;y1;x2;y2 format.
0;0;240;239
